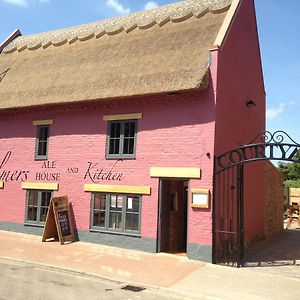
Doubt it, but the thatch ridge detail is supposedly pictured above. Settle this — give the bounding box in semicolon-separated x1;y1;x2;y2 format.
2;0;231;54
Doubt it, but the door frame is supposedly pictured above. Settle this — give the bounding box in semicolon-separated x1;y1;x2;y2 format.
157;178;189;253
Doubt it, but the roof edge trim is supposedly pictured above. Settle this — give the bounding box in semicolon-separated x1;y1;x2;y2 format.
212;0;241;49
0;29;22;53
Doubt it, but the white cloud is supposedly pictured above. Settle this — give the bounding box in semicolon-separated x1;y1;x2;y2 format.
2;0;50;6
3;0;28;6
288;100;296;106
144;1;158;10
266;103;285;120
106;0;130;14
267;101;296;120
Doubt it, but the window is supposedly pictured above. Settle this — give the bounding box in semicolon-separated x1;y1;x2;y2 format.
91;193;141;234
106;120;137;159
25;190;52;225
35;125;49;160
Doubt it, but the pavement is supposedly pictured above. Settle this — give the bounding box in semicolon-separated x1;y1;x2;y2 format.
1;229;300;299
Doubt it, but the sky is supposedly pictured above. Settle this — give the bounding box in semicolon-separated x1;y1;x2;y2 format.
0;0;299;145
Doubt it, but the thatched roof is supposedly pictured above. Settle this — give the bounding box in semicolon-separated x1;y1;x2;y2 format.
0;0;232;110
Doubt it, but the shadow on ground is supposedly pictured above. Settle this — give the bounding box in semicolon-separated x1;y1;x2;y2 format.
245;228;300;268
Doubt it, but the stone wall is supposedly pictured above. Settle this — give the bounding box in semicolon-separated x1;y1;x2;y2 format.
289;188;300;205
264;161;284;239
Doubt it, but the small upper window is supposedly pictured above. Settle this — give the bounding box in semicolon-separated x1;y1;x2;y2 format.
106;120;137;159
35;125;49;160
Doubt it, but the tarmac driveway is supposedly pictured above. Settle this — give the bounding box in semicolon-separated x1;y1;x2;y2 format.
245;228;300;278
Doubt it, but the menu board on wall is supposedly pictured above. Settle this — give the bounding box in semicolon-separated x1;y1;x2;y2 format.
42;196;75;245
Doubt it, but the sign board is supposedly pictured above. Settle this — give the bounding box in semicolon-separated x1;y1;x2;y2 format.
190;189;210;208
42;196;75;245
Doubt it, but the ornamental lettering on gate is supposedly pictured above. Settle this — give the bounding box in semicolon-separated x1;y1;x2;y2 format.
215;131;300;173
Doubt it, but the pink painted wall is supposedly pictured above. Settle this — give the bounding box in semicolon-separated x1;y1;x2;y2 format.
0;88;216;245
213;0;266;241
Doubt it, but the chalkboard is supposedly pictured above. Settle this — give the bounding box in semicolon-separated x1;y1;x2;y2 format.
58;210;71;237
42;196;75;245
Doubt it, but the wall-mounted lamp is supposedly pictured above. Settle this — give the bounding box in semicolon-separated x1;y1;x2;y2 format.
246;100;256;108
167;91;179;96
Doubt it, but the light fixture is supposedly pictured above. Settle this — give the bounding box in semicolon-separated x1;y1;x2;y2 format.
246;99;256;107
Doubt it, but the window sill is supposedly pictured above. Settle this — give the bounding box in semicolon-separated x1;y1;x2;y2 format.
90;228;141;238
24;222;45;228
105;156;136;160
34;157;48;161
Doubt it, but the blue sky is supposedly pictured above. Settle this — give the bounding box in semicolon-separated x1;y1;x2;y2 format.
0;0;299;144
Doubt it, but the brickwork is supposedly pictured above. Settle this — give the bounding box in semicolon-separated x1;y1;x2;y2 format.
214;0;266;242
0;89;216;247
264;161;284;239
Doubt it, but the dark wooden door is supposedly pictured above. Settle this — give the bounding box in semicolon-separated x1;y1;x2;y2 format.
158;179;188;253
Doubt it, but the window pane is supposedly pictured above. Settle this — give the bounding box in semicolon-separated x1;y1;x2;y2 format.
126;197;139;213
93;211;106;227
40;127;49;141
93;194;106;227
109;138;120;154
116;196;123;211
36;126;49;158
109;195;123;211
39;207;48;222
38;141;47;156
124;122;135;138
123;137;134;155
108;123;121;155
28;191;38;206
110;123;121;138
94;194;106;210
132;197;140;212
125;213;139;231
39;191;52;222
27;207;37;221
41;191;51;207
109;212;122;229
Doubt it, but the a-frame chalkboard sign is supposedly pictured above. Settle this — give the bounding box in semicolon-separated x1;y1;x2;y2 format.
42;196;75;245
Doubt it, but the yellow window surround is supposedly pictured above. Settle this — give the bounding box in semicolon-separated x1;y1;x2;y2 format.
32;119;54;126
150;167;201;179
84;184;151;195
21;182;59;191
103;113;143;121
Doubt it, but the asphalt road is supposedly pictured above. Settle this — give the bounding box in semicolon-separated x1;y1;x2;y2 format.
0;260;190;300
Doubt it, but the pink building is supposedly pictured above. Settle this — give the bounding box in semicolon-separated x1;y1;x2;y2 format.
0;0;267;263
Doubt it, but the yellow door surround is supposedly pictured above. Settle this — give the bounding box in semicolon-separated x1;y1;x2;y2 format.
150;167;201;179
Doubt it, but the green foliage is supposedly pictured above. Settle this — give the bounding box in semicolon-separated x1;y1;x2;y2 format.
277;150;300;187
284;179;300;188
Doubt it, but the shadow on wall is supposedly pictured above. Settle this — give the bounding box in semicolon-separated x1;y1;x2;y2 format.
0;73;216;139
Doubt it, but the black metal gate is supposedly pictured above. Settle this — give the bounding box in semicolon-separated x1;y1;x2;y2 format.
213;131;300;267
